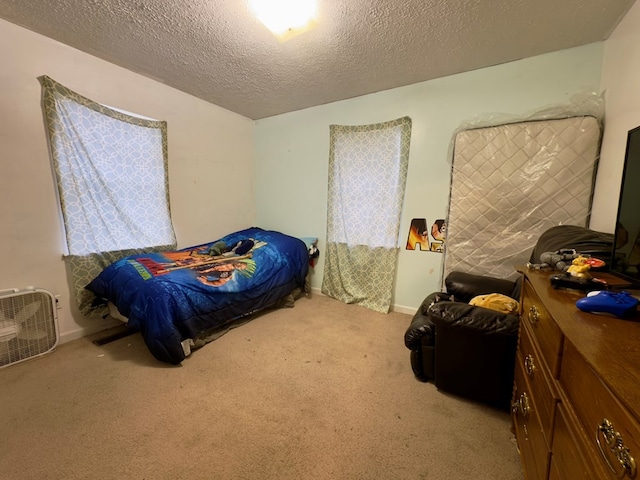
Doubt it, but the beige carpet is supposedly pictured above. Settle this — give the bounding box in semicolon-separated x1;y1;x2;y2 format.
0;294;523;480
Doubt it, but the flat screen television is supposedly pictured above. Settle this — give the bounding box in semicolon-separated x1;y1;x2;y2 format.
611;125;640;287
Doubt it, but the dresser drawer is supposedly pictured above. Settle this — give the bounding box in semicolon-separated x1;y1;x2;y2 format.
560;340;640;479
521;280;563;377
513;355;550;480
550;403;609;480
519;322;558;445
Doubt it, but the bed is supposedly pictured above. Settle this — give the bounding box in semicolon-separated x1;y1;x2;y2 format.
86;227;311;364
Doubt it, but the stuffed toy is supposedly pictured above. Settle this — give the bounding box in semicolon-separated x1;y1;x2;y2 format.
566;256;592;279
469;293;519;314
232;239;254;255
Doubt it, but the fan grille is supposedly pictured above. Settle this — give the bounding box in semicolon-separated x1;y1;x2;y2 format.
0;289;58;368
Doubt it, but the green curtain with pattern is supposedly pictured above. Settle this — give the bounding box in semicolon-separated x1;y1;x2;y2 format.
321;117;412;313
39;76;176;317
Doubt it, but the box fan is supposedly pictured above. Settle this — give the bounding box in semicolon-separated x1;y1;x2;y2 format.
0;288;59;368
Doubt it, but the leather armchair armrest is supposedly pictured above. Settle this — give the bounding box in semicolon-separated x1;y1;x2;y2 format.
427;301;520;336
445;271;519;303
404;292;441;349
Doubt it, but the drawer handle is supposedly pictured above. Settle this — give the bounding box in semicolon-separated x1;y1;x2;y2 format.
596;418;637;479
524;354;537;377
528;305;539;326
511;392;531;419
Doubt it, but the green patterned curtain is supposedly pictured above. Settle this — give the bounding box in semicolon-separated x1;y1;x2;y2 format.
39;76;176;316
321;117;412;313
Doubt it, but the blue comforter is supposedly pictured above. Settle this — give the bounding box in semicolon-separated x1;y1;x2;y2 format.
86;227;309;364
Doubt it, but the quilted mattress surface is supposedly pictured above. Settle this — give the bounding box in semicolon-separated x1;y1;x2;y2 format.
444;116;601;281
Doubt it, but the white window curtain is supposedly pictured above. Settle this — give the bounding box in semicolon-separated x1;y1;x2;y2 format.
321;117;412;313
40;76;176;315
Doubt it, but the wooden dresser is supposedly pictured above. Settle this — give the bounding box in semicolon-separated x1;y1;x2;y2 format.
513;269;640;480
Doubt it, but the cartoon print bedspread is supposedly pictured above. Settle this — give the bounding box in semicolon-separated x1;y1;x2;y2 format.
86;227;309;364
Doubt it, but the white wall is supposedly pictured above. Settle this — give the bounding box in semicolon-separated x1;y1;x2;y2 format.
0;19;255;342
590;0;640;233
254;44;604;312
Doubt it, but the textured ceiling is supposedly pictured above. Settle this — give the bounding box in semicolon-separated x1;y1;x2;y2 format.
0;0;636;119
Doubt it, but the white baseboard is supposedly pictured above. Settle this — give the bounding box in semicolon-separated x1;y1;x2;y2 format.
391;304;415;315
309;286;416;315
59;318;121;344
61;290;415;344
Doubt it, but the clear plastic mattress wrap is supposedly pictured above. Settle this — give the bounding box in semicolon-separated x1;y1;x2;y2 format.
442;92;604;283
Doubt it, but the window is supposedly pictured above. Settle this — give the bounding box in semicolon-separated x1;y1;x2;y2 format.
322;117;412;313
40;76;175;255
40;76;176;315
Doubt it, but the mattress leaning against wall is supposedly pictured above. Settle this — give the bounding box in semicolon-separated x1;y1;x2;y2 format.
443;115;601;281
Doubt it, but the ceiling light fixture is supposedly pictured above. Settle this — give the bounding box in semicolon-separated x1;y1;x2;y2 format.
248;0;318;42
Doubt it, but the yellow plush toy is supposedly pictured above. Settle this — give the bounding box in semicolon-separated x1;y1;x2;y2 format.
469;293;520;314
566;256;592;279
